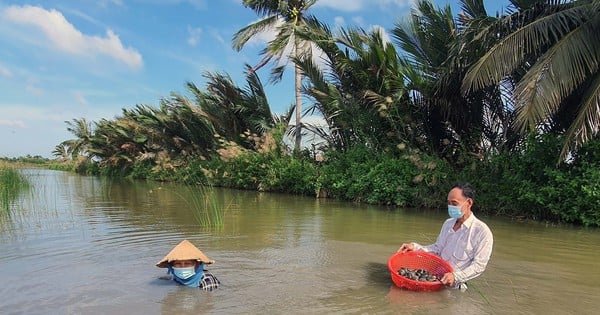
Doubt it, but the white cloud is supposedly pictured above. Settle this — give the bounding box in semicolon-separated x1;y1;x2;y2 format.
102;0;124;7
0;120;26;128
352;16;365;27
333;16;345;29
26;84;44;96
145;0;206;9
187;26;203;46
87;0;124;9
209;29;226;47
314;0;364;12
377;0;415;9
2;5;143;69
73;91;89;106
0;65;12;77
186;0;207;9
0;102;114;125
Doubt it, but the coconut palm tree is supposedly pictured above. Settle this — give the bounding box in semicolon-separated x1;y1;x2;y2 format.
52;143;70;161
392;0;478;159
63;118;93;158
296;17;418;153
189;65;277;147
392;0;514;162
232;0;318;153
462;0;600;159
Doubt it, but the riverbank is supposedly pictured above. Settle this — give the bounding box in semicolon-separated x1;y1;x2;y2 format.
4;134;599;227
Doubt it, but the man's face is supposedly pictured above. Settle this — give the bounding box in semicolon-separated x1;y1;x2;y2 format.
172;260;197;268
447;187;468;206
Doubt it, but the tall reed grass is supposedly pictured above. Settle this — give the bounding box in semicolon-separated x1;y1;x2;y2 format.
0;164;30;212
177;185;226;228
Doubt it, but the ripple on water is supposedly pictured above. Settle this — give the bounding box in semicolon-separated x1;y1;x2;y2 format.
3;171;600;315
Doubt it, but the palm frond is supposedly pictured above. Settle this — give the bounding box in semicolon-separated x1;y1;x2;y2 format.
514;15;600;131
241;0;280;17
232;15;279;51
462;2;585;93
559;70;600;158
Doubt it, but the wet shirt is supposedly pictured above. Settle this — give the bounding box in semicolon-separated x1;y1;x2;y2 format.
166;272;221;290
199;273;220;291
413;214;493;285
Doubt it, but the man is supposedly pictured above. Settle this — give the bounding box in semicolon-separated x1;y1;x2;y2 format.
156;239;220;291
398;182;493;290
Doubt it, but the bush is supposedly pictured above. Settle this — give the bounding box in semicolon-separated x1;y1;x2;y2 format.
263;157;317;195
542;166;600;226
317;146;381;201
317;146;451;207
206;151;317;195
465;134;600;226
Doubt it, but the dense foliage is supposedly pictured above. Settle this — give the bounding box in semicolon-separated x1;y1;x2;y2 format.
44;0;599;227
464;134;600;226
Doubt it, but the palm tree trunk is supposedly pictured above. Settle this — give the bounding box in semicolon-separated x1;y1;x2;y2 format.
294;43;303;152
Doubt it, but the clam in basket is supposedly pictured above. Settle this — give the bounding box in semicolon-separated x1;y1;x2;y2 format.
388;251;453;292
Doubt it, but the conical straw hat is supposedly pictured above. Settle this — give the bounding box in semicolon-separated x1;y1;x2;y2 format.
156;239;215;268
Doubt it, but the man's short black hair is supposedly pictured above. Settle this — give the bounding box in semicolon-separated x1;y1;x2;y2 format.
451;182;475;200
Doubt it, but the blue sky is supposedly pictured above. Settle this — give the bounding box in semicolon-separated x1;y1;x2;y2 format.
0;0;510;158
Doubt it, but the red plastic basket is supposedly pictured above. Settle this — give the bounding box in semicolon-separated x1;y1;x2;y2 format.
388;251;453;292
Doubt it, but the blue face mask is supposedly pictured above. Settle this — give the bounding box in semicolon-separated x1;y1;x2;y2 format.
448;200;468;219
168;262;205;287
172;267;196;279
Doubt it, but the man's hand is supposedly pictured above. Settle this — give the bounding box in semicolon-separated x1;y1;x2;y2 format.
440;272;455;287
397;243;414;253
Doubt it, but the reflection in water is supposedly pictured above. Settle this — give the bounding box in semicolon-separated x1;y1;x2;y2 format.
1;169;600;314
160;287;217;314
386;286;450;312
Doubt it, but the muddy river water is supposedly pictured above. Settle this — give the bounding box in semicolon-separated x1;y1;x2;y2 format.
1;169;599;314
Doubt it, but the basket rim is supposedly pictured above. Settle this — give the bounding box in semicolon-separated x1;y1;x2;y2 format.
387;251;453;291
387;251;453;272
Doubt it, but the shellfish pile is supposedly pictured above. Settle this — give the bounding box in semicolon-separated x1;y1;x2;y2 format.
397;267;440;282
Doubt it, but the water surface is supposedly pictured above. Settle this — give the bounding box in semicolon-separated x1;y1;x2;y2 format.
1;169;599;314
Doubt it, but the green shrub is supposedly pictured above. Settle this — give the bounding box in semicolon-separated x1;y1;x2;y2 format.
206;152;268;190
129;160;154;179
317;146;451;207
205;151;316;195
542;166;600;226
317;146;380;201
465;134;600;226
262;157;317;195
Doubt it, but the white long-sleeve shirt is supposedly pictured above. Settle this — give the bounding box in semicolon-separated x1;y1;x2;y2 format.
412;214;493;285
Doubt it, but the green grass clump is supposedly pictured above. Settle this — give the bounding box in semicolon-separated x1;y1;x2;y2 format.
177;185;226;228
0;164;29;211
